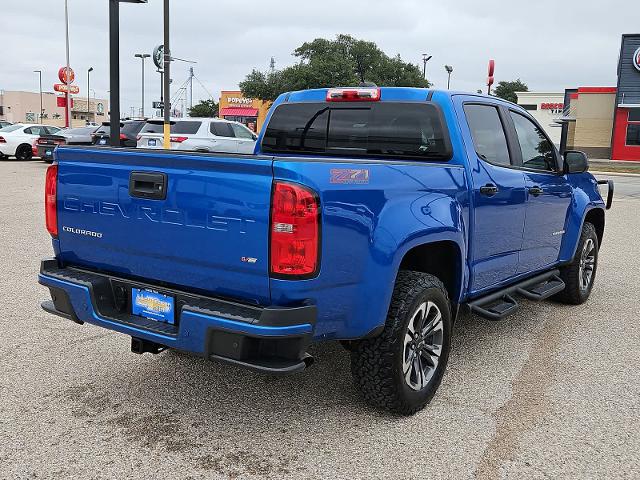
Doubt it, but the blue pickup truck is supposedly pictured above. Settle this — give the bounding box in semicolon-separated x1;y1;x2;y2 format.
39;87;613;414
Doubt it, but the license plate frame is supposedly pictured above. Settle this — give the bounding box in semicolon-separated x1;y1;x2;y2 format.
131;288;175;324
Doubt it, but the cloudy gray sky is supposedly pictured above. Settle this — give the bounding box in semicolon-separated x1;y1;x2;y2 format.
1;0;638;114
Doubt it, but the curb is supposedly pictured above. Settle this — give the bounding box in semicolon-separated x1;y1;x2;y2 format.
591;170;640;177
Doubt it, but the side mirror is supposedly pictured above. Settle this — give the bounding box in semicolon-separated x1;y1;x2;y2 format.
563;150;589;174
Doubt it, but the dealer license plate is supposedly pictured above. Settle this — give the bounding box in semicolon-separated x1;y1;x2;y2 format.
132;288;175;324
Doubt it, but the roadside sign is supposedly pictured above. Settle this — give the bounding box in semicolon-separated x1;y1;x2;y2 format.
58;67;75;85
54;84;80;94
153;45;164;70
153;101;164;109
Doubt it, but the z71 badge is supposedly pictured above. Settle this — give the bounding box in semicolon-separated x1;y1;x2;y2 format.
330;169;370;184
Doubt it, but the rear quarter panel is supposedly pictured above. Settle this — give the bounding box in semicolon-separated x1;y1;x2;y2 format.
271;158;470;340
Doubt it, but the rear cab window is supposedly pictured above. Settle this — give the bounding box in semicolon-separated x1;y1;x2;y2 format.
262;102;451;160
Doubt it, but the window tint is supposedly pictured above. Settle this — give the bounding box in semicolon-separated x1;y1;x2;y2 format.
172;121;201;135
626;124;640;146
95;125;110;135
0;124;22;133
231;123;255;139
509;111;556;171
210;122;235;138
262;102;450;159
463;104;511;166
121;121;145;135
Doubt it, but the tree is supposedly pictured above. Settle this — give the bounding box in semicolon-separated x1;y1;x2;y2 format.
240;34;429;102
188;99;218;118
493;79;529;103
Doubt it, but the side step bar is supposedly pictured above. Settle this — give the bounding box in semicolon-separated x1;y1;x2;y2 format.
466;270;565;321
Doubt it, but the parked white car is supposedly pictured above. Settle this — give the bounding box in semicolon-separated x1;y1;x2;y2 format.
0;124;63;160
137;118;257;154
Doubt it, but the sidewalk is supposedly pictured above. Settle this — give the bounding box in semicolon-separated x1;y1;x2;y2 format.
589;158;640;174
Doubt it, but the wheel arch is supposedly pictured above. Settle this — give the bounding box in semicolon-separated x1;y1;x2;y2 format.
584;207;605;248
397;239;464;309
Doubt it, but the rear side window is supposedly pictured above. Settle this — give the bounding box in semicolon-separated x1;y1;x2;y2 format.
464;104;511;166
231;123;255;139
172;121;201;134
262;102;451;160
210;122;235;138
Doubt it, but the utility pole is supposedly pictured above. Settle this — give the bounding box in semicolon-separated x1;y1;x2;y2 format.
163;0;171;148
33;70;43;123
270;57;276;73
189;66;194;111
64;0;71;128
87;67;93;123
135;53;150;118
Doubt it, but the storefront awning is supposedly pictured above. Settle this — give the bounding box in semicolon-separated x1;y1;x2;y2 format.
220;107;259;117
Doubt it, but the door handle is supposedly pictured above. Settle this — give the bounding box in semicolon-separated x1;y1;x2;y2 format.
528;186;544;197
479;184;499;197
129;171;167;200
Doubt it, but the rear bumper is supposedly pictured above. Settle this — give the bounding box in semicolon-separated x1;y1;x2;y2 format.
38;258;316;374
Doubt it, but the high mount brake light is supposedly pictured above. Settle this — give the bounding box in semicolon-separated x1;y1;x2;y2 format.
270;181;320;278
326;87;381;102
45;164;58;237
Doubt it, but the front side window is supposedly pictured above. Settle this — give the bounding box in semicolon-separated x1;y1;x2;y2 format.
262;102;451;160
509;111;556;171
231;123;255;139
463;104;511;166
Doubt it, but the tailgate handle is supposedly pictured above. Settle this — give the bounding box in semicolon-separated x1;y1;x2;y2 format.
129;171;167;200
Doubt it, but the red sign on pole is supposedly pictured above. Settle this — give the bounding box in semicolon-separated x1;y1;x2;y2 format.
58;67;75;85
54;83;80;94
56;96;74;108
487;60;495;95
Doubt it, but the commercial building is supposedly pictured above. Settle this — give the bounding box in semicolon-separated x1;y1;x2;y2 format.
515;91;565;145
218;91;270;132
0;90;108;128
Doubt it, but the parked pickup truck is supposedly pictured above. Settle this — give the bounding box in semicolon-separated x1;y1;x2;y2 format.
39;87;613;414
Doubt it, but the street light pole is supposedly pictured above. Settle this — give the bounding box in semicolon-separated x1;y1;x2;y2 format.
422;53;432;82
33;70;43;123
64;0;71;128
134;53;150;118
87;67;93;123
444;65;453;90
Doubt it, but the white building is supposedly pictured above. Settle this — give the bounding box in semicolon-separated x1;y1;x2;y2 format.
515;91;565;146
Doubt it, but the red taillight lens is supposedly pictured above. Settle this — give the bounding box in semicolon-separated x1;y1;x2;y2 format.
119;133;127;140
0;136;6;143
326;87;381;102
32;140;39;156
170;136;188;143
270;181;320;277
45;164;58;237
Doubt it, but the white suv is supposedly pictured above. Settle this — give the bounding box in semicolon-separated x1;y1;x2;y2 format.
137;118;257;154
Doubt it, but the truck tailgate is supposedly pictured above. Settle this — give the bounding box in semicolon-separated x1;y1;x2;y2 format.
55;147;273;305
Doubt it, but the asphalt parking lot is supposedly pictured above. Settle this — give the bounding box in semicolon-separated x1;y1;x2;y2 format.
1;160;639;480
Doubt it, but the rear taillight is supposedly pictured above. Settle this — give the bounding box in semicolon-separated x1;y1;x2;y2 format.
326;87;381;102
32;140;39;156
0;136;5;143
136;135;142;141
45;164;58;237
270;181;320;278
119;133;127;140
170;136;188;143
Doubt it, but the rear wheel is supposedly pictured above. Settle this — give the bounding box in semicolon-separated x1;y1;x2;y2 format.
15;144;33;161
350;271;452;415
554;222;598;304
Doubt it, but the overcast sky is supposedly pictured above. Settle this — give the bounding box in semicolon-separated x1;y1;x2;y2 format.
1;0;638;115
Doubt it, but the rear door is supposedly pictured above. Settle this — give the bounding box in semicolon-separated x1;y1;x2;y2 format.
454;98;527;293
506;110;572;273
209;121;239;153
56;148;274;304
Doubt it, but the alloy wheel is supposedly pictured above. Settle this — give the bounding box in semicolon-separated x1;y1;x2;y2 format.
579;238;596;291
403;301;444;391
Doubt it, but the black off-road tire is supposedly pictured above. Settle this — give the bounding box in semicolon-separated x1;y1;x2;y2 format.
554;222;598;305
350;271;452;415
15;144;33;161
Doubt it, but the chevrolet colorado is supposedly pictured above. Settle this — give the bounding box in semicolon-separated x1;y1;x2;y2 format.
39;87;613;414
